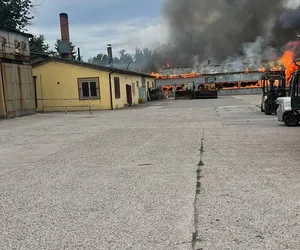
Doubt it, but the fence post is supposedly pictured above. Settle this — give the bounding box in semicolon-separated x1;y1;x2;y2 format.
89;98;92;115
64;99;67;113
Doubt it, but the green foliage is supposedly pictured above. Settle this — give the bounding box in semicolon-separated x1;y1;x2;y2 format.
118;49;134;65
88;48;156;71
53;39;77;60
0;0;34;31
29;34;50;54
87;53;109;66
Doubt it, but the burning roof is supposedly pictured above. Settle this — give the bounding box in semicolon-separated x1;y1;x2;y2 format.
152;61;285;80
166;61;283;74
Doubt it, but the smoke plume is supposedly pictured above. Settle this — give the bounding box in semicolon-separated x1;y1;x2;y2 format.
160;0;300;68
280;6;300;28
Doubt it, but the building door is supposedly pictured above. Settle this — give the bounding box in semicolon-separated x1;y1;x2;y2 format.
126;84;133;106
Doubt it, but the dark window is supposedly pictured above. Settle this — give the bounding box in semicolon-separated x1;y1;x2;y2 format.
114;77;120;99
78;78;100;99
82;82;89;97
90;82;97;97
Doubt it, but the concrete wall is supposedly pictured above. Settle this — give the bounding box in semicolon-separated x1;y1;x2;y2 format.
111;74;142;107
130;75;140;106
0;29;30;61
219;88;262;95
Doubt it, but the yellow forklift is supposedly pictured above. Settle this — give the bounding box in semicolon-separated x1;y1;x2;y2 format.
260;71;287;115
175;76;218;100
194;76;218;99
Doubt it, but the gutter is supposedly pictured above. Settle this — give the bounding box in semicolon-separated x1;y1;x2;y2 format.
109;70;114;110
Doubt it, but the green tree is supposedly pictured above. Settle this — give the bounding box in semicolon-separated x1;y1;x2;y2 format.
119;49;134;65
89;48;157;70
0;0;34;31
29;34;50;55
88;53;122;67
88;53;109;66
54;39;77;60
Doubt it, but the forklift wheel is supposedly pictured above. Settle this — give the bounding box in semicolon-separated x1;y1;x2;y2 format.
264;101;272;115
284;113;299;127
264;109;272;115
260;103;264;112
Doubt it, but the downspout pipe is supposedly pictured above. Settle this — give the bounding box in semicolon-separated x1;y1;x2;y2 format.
0;66;7;118
109;70;114;110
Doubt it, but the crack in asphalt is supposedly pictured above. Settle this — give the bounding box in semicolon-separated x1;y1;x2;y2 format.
192;129;205;250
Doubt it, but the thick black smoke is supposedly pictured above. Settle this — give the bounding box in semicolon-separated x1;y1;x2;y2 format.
280;6;300;28
160;0;300;67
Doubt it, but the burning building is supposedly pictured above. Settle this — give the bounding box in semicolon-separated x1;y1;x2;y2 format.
148;0;300;94
153;61;287;95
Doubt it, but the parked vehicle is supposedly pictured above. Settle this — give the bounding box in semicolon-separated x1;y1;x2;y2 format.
174;77;218;100
149;88;166;100
260;71;287;115
276;70;300;126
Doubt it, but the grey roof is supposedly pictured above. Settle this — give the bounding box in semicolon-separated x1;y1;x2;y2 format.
0;26;33;37
32;56;156;78
158;61;285;75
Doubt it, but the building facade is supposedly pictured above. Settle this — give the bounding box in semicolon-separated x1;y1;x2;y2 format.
0;27;36;118
33;57;155;112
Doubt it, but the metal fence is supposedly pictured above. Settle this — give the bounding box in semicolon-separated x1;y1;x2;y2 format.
37;98;94;114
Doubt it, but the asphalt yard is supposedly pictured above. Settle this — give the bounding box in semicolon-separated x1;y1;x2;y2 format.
1;95;300;250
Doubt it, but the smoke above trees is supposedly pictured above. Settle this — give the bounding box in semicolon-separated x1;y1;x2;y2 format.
160;0;300;67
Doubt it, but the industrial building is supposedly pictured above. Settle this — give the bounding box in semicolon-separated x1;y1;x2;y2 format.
0;27;36;118
155;62;284;95
32;57;155;111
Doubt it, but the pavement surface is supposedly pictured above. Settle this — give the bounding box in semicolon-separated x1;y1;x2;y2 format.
0;95;300;250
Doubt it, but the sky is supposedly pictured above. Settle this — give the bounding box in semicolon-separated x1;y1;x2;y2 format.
28;0;167;60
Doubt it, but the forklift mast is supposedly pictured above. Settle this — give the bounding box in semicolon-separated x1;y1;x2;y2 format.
288;70;300;110
261;71;287;115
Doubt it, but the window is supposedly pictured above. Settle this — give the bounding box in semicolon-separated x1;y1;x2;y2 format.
132;82;136;95
114;77;120;99
78;78;100;99
136;81;139;88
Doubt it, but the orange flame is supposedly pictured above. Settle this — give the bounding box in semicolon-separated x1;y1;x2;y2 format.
258;67;266;72
151;72;203;79
280;50;299;84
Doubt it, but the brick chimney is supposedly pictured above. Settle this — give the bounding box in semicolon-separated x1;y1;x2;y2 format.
59;13;71;59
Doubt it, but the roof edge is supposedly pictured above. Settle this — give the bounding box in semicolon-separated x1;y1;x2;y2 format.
0;26;33;37
32;56;156;78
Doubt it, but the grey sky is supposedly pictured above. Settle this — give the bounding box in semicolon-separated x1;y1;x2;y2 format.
29;0;166;59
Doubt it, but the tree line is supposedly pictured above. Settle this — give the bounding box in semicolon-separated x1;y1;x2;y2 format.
28;34;158;71
0;0;162;72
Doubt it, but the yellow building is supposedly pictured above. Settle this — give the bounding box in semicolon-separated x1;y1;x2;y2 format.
32;57;156;112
